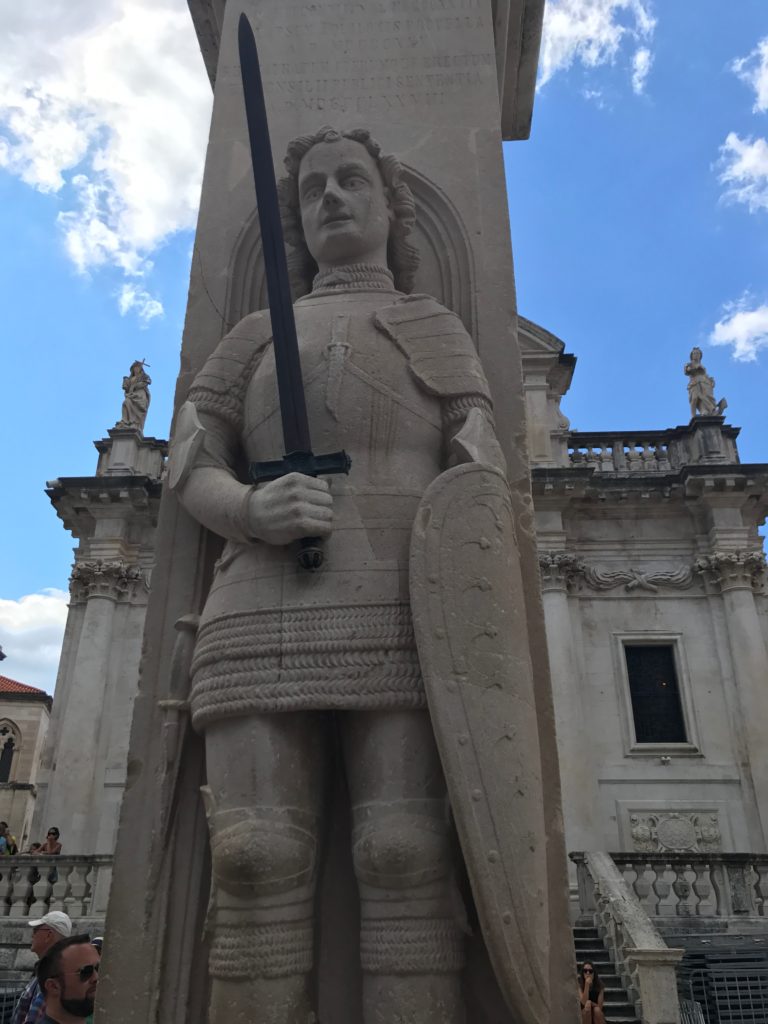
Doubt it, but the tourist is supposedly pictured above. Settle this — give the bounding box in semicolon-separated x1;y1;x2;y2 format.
0;822;19;854
40;829;61;855
578;960;606;1024
35;935;99;1024
11;912;73;1024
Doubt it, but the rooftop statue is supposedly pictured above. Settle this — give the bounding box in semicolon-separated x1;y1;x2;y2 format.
115;359;151;432
167;126;550;1024
684;346;727;418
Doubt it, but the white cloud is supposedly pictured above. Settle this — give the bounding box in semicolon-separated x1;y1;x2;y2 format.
0;590;69;694
710;295;768;362
118;283;164;325
718;132;768;213
732;36;768;113
631;47;653;95
539;0;656;90
0;1;211;317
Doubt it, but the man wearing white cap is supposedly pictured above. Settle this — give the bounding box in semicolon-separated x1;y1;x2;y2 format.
11;912;73;1024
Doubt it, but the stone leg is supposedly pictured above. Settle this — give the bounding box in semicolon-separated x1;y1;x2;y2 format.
204;712;328;1024
343;710;465;1024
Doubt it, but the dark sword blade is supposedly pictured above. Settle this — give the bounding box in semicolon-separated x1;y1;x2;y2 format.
238;12;310;456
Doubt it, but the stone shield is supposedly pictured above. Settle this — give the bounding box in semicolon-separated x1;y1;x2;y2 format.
410;463;550;1024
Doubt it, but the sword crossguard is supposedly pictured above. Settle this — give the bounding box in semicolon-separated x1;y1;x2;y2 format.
248;449;351;484
248;450;352;572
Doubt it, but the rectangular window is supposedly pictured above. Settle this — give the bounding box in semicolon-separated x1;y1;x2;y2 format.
624;644;688;744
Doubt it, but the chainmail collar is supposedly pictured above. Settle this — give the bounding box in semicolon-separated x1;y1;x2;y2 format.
310;263;396;295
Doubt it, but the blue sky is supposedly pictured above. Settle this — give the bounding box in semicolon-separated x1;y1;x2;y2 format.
1;0;767;690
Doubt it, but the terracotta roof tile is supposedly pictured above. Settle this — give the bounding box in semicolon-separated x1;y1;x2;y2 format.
0;675;48;696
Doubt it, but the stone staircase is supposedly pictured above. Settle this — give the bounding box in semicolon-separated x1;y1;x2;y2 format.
574;924;640;1024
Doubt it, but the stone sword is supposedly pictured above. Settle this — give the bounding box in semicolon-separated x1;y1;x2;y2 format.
238;13;351;571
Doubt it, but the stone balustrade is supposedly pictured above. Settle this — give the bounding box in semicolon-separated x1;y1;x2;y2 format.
569;434;672;473
567;418;739;473
608;852;768;921
572;851;684;1024
0;856;113;919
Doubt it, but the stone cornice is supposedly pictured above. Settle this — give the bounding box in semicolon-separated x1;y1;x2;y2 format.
69;561;148;604
694;551;767;593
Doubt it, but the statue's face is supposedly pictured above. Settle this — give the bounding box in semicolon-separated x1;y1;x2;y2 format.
298;138;393;268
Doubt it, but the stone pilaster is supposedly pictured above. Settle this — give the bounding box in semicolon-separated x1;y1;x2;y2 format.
696;551;768;848
538;553;600;860
42;562;148;853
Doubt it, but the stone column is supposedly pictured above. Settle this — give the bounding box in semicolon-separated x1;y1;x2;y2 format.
539;553;599;858
696;552;768;849
43;562;146;853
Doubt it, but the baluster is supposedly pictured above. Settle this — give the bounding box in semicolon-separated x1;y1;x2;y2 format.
634;861;657;915
641;444;657;469
626;443;641;471
7;864;31;918
27;859;53;917
599;446;613;472
672;862;695;917
620;858;638;894
48;862;70;911
653;861;676;917
691;860;716;917
68;864;90;916
710;861;728;917
656;443;671;471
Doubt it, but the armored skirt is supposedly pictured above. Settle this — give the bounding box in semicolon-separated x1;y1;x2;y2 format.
175;273;493;730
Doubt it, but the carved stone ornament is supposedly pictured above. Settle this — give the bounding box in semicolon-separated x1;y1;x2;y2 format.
694;551;767;593
539;553;695;593
69;560;147;603
629;812;722;853
537;552;583;591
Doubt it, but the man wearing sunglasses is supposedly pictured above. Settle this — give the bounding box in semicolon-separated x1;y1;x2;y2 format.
36;936;99;1024
11;912;72;1024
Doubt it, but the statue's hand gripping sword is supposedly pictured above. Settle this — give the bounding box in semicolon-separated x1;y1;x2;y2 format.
238;13;351;571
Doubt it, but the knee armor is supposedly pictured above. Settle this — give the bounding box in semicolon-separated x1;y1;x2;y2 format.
352;806;452;889
209;806;317;899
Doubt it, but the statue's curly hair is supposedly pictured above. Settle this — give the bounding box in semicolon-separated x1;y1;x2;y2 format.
277;126;419;296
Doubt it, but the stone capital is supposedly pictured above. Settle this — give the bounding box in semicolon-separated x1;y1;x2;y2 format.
538;552;584;592
69;560;148;604
694;551;766;593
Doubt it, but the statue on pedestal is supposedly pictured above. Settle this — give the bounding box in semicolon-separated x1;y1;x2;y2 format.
167;126;548;1024
684;347;727;418
115;359;151;432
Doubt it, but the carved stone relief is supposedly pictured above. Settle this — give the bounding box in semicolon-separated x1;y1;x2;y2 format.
630;812;722;853
538;553;695;593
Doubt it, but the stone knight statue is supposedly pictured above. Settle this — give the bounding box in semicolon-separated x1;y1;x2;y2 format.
167;126;550;1024
116;359;152;432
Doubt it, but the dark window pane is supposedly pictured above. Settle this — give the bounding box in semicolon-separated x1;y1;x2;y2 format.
625;645;687;743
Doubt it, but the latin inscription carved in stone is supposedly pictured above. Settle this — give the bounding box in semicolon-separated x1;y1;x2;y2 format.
260;0;493;118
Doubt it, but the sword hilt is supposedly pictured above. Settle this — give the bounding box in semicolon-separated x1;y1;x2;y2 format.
249;450;351;571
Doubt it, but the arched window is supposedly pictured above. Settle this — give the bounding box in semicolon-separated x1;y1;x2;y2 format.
0;722;20;784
